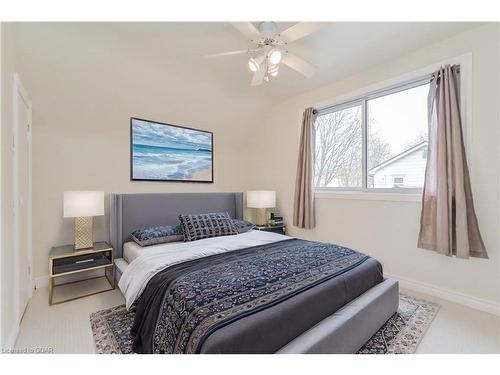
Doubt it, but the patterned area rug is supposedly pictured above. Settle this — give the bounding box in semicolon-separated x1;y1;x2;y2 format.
357;294;439;354
90;294;439;354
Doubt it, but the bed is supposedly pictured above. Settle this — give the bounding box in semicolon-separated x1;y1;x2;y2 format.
110;192;399;354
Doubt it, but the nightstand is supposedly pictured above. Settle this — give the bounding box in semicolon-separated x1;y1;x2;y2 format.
253;224;286;235
48;241;115;305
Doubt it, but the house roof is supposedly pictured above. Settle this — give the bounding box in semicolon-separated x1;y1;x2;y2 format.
368;141;428;175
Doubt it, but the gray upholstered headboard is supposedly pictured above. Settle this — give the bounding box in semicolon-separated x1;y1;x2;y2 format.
110;192;244;258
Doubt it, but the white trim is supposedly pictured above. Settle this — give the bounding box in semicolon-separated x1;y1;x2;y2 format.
498;24;500;318
12;73;33;330
317;74;432;115
386;272;500;316
315;190;421;202
0;24;3;347
314;53;473;168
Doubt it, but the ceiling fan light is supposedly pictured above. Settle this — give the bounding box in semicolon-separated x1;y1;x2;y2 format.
269;50;282;65
248;58;259;72
268;64;279;74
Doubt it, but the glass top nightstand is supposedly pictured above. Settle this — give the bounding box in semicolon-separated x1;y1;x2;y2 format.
48;241;115;305
253;224;286;235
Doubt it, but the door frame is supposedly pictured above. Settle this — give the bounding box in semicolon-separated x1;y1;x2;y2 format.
12;73;33;325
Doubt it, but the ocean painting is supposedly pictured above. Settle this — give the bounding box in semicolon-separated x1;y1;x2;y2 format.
131;118;213;182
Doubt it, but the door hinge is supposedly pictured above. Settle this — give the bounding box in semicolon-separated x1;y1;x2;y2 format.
27;123;30;132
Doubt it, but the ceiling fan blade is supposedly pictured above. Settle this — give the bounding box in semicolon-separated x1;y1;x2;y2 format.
250;64;266;86
206;49;249;58
282;53;316;78
279;22;324;43
231;22;262;41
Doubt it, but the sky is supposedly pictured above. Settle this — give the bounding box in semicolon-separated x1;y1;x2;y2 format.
132;119;212;150
368;83;429;156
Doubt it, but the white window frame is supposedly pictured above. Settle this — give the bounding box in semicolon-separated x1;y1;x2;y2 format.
313;53;472;202
314;77;430;195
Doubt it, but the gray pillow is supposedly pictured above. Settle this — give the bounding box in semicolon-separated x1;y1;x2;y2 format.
178;212;238;242
232;219;255;234
131;224;184;247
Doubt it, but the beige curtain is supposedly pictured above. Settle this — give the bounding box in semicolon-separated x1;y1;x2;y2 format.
293;107;317;229
418;65;487;259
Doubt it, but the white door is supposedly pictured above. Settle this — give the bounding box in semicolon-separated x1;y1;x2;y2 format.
13;74;33;323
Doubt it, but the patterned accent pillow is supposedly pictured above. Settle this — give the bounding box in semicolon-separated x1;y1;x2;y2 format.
131;224;184;247
232;219;255;234
178;212;238;242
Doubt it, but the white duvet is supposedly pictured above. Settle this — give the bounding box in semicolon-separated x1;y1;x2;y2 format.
118;230;289;309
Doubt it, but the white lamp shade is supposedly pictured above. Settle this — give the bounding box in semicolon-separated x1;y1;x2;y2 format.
63;191;104;218
246;190;276;208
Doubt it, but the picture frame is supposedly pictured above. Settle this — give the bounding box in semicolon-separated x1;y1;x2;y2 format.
130;117;213;183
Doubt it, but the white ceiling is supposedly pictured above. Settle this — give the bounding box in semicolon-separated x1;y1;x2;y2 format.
15;22;483;104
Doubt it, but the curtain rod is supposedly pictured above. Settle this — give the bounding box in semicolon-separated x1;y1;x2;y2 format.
431;64;461;80
313;64;460;115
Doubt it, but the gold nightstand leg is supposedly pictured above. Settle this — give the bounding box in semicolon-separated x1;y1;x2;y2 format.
49;276;54;305
105;265;116;289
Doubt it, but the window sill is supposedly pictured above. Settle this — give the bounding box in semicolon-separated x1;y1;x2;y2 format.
314;190;422;202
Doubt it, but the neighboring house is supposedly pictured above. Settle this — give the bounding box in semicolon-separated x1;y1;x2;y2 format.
368;142;428;188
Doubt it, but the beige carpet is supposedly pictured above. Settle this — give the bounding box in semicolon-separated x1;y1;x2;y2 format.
15;286;499;353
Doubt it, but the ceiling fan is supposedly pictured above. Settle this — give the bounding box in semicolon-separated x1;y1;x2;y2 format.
207;22;323;86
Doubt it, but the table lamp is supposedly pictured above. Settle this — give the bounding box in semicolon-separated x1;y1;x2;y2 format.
64;191;104;250
246;190;276;226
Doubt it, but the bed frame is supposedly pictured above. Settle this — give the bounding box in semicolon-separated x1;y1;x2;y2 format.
110;192;244;259
109;192;399;354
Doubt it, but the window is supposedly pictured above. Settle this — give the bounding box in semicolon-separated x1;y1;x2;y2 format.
392;176;405;188
314;78;431;192
314;103;363;188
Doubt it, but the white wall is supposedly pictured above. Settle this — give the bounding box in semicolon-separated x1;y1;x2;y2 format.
248;24;500;312
1;22;19;346
2;23;499;343
0;21;3;346
11;23;263;281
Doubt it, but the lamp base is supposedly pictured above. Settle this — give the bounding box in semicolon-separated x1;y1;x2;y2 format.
74;216;93;250
255;208;268;226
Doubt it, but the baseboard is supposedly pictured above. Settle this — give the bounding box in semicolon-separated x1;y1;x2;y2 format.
386;272;500;316
35;268;105;289
35;275;48;289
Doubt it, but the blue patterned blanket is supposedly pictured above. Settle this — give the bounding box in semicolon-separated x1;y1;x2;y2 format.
130;238;381;353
